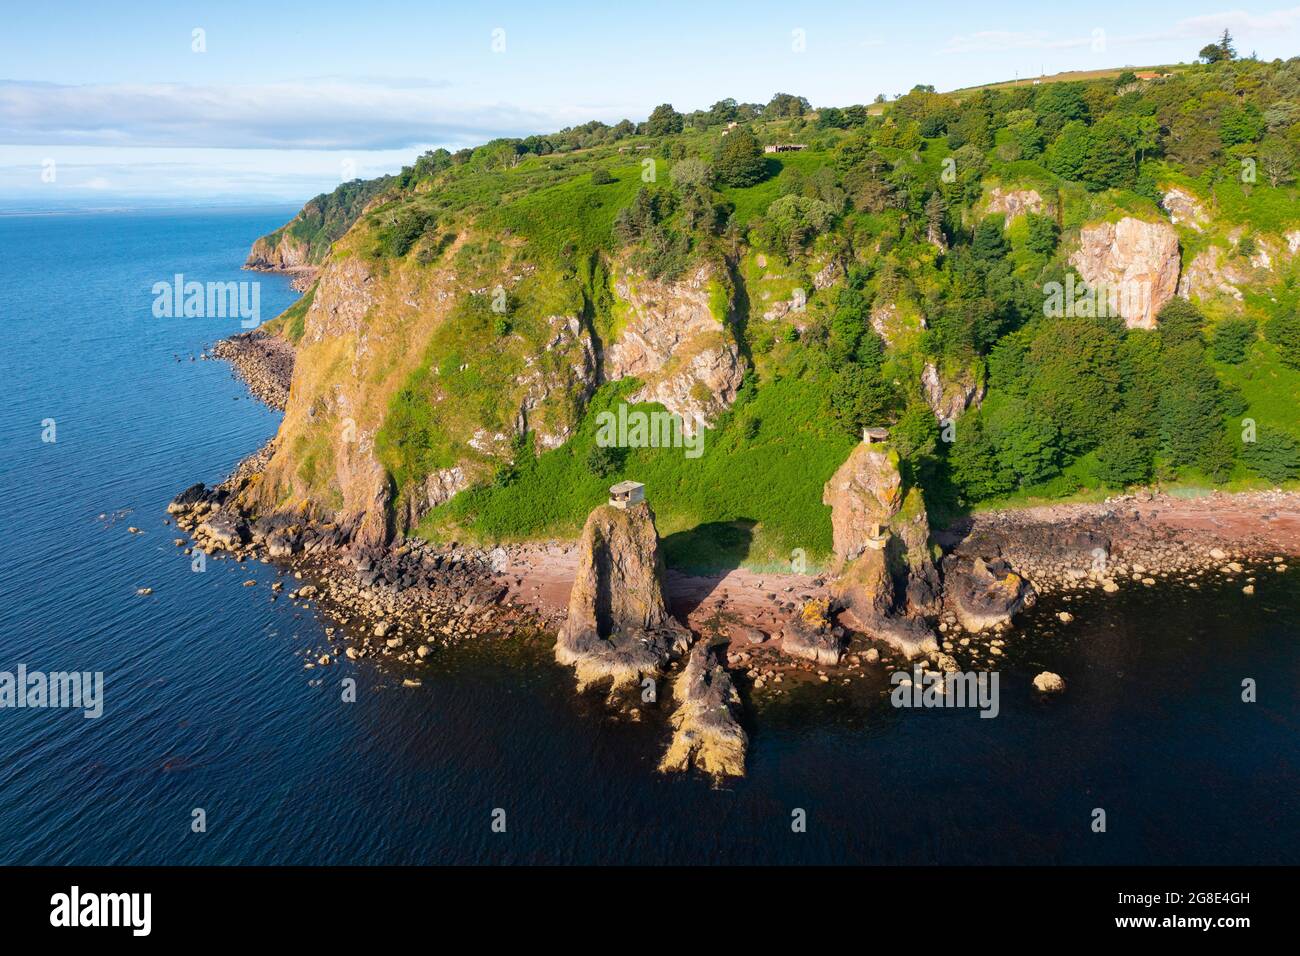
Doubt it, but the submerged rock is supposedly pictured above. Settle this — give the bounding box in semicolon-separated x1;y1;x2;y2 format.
555;501;691;692
660;643;747;782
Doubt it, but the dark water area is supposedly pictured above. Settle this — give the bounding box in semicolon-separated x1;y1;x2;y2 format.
0;209;1296;865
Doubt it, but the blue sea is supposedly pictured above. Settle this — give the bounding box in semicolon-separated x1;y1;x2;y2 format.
0;208;1296;865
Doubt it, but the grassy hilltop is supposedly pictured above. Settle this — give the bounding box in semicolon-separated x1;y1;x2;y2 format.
252;43;1300;572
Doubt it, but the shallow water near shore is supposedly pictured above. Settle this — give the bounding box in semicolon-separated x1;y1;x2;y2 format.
1;209;1297;865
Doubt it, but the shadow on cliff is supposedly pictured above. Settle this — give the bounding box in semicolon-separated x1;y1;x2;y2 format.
661;519;756;615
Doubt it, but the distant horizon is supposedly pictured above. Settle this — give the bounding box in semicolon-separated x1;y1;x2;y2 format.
3;0;1299;207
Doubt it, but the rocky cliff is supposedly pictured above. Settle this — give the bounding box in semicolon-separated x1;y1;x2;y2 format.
1070;217;1181;329
607;262;745;430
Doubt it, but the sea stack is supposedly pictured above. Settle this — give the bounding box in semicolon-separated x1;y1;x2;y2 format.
814;428;939;659
555;484;691;692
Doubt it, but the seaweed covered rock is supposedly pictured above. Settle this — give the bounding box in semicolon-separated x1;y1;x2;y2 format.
659;643;747;782
831;548;938;659
780;597;844;665
943;556;1037;633
555;501;691;692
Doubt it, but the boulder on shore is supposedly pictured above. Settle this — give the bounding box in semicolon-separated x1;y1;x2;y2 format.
943;555;1036;633
780;598;844;665
659;643;747;781
555;501;691;692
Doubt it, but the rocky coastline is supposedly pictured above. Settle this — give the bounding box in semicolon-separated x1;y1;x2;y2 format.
206;330;295;411
177;328;1299;784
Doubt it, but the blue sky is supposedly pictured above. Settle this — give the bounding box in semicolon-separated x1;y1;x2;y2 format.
2;0;1298;206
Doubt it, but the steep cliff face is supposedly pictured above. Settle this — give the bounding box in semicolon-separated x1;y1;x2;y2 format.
235;216;599;543
822;442;903;569
1070;217;1181;329
607;263;745;430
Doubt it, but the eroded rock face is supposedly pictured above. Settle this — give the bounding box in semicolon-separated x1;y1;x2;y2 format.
401;467;469;529
555;501;691;691
921;362;984;422
891;487;942;616
984;186;1044;222
1070;218;1181;329
515;314;598;450
1176;242;1276;303
303;256;377;343
659;643;747;781
822;443;903;568
870;301;926;347
942;556;1037;633
606;264;745;431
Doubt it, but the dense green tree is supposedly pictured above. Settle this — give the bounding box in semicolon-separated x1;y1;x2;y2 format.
827;365;897;438
713;126;767;187
766;93;810;118
1096;427;1155;487
1267;312;1300;369
1025;213;1060;255
1025;316;1125;450
1241;426;1300;482
645;103;684;137
1211;317;1257;364
972;215;1010;261
948;414;1016;500
985;398;1063;487
1157;297;1207;347
1047;121;1091;180
1081;118;1137;190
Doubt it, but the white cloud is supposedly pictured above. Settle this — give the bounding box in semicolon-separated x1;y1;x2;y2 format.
0;78;610;151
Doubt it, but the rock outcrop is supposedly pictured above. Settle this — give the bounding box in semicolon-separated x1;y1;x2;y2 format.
921;362;984;422
606;263;745;430
246;232;311;272
823;442;903;569
1070;217;1181;330
983;186;1044;222
555;501;691;692
659;643;747;781
941;555;1036;633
